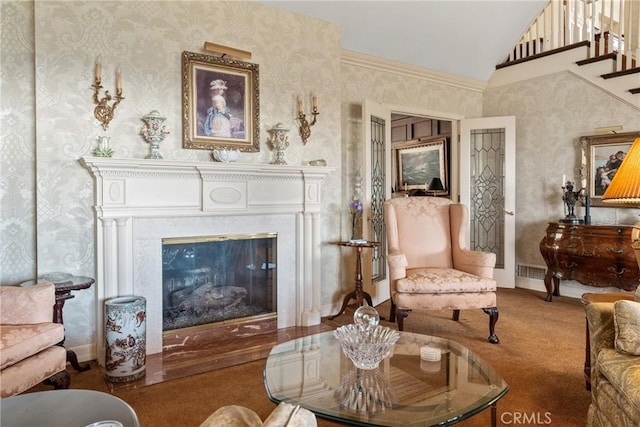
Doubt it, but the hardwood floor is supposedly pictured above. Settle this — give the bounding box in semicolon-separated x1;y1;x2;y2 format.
107;311;350;392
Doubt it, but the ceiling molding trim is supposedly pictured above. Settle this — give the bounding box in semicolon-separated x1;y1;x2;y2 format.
340;49;487;94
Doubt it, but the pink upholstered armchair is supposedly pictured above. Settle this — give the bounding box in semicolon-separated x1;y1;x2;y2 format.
383;197;500;343
0;283;70;397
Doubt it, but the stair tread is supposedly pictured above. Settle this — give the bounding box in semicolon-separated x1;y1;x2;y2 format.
601;67;640;79
576;53;617;66
497;41;589;70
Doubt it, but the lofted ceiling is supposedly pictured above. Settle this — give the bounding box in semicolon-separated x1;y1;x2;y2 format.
257;1;548;82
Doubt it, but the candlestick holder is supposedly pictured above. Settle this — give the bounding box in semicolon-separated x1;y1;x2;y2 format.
140;110;169;160
92;78;124;131
560;181;586;224
297;95;319;145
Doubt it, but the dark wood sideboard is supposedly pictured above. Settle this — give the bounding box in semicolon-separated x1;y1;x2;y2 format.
539;222;639;301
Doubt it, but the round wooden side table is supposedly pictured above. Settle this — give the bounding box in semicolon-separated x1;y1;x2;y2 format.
328;240;380;320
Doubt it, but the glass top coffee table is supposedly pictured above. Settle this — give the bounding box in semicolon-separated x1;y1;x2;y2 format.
264;330;508;426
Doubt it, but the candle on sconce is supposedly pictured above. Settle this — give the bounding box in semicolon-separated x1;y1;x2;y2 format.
95;56;102;82
297;97;303;114
116;67;122;91
562;174;566;187
312;95;317;109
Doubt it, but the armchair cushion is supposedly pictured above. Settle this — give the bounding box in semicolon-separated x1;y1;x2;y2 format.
596;348;640;418
396;267;496;294
0;283;69;398
0;282;56;324
1;323;64;369
586;301;640;426
613;300;640;355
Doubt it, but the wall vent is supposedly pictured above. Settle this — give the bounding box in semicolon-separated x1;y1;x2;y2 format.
516;264;547;281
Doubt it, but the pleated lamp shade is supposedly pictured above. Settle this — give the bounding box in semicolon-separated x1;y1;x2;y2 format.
602;137;640;297
602;137;640;204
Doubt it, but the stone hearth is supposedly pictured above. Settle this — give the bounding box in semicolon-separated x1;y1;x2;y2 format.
81;157;334;365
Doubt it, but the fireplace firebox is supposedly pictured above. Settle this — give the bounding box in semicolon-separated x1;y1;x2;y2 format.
162;233;277;331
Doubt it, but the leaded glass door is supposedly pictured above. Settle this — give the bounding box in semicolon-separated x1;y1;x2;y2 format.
460;117;516;288
362;100;392;304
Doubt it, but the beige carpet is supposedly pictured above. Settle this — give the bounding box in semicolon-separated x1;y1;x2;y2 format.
27;287;592;426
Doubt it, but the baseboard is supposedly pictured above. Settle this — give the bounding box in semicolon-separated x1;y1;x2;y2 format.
67;343;96;363
515;277;623;299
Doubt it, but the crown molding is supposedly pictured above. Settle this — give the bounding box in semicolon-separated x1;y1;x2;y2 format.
340;49;487;93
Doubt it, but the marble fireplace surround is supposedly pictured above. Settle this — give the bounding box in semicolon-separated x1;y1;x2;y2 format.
81;157;334;363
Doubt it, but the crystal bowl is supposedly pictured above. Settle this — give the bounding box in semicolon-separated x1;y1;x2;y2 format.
212;148;240;163
334;324;400;369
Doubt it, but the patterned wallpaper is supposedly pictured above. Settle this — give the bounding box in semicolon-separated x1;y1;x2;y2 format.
0;1;36;283
484;72;640;268
2;0;344;350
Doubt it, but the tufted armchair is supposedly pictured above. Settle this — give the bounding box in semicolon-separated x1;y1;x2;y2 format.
0;283;70;398
383;197;499;343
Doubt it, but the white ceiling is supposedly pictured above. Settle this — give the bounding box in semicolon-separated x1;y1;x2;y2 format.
257;1;547;82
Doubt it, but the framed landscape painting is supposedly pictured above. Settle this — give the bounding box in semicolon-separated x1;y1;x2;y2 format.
181;51;260;151
394;137;448;195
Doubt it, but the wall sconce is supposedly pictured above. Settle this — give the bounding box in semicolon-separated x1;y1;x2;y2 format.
297;95;319;144
92;57;124;131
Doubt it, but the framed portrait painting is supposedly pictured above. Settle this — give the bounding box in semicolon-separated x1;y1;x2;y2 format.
181;51;260;151
580;131;640;207
394;137;448;195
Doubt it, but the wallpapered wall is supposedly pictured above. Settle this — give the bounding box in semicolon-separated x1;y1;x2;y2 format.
1;1;36;284
484;71;640;293
1;0;347;351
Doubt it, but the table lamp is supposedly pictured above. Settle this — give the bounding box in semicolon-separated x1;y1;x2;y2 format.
427;177;445;196
602;136;640;299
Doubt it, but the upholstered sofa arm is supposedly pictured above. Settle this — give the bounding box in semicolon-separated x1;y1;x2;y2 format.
453;249;497;279
0;283;55;325
586;302;616;357
387;251;408;281
200;402;317;427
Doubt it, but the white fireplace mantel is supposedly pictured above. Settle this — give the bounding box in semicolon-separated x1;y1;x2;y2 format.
81;157;335;361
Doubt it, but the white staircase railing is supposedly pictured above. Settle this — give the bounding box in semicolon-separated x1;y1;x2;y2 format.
507;0;639;72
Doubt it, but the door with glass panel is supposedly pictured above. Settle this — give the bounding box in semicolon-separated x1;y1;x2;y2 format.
460;117;516;288
362;100;392;305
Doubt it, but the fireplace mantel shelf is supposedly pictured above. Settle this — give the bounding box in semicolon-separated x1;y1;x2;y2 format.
80;156;335;176
80;156;335;217
80;156;334;362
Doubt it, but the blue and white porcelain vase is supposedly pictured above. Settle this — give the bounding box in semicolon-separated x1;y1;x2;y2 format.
104;296;146;382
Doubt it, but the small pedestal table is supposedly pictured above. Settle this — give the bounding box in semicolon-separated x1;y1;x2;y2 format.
329;240;381;320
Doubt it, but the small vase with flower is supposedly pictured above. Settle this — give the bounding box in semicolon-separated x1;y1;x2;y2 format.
349;199;363;241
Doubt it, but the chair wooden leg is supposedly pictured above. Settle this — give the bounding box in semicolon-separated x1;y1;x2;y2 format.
452;309;460;321
482;307;500;344
396;309;411;331
389;299;397;323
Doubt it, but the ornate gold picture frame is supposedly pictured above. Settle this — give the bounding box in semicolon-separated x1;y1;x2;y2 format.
580;131;640;207
181;51;259;151
393;136;448;195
